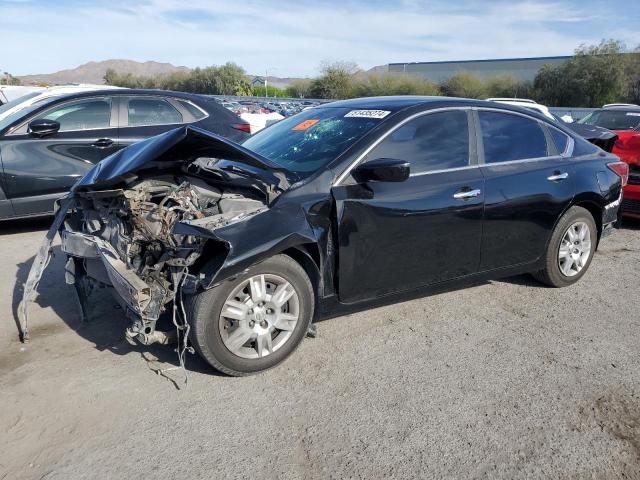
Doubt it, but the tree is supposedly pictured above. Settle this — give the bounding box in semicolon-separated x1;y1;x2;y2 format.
103;62;251;95
440;72;486;99
534;39;631;107
0;72;22;85
309;61;359;99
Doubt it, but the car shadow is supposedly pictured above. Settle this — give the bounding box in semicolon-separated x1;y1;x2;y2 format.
13;247;222;384
618;217;640;230
1;216;53;235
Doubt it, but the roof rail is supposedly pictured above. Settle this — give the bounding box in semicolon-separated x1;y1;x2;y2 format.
603;103;640;108
486;98;538;104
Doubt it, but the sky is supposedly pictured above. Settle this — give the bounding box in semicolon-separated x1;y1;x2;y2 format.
1;0;639;77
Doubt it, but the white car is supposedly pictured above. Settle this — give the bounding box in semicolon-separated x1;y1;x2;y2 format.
0;84;124;121
0;86;46;104
486;98;559;121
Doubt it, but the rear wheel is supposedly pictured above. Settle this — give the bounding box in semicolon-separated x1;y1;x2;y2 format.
188;254;314;376
533;206;597;287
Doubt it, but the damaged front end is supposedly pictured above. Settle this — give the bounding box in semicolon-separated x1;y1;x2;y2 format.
18;126;293;346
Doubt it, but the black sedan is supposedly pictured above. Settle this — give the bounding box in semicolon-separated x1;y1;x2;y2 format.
21;96;626;376
0;89;250;220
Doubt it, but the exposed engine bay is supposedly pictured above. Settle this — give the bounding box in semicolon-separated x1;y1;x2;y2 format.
60;177;265;345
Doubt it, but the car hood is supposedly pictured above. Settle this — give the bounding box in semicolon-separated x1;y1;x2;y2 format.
73;125;293;195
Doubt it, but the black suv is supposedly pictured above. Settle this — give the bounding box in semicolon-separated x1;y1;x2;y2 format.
0;89;250;220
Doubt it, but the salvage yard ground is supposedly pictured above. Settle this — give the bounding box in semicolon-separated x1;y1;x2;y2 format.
1;218;639;479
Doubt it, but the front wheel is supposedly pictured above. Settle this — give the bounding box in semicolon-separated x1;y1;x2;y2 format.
533;206;597;287
187;254;314;376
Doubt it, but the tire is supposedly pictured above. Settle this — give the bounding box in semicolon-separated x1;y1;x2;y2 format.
187;254;314;376
533;206;597;287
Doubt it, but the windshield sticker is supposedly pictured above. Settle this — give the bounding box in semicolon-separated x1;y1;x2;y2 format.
292;119;320;131
626;112;640;116
344;109;391;119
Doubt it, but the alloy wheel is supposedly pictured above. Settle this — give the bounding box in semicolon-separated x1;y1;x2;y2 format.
557;221;592;277
218;274;300;359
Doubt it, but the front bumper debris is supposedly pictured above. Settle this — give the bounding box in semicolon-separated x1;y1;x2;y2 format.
18;198;73;342
61;230;165;321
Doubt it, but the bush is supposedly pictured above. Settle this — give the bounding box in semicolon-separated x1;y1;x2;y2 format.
351;73;440;97
252;85;288;97
104;62;252;96
440;72;487;99
286;79;313;98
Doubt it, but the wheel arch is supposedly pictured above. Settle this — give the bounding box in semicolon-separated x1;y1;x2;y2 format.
281;244;322;319
570;193;604;247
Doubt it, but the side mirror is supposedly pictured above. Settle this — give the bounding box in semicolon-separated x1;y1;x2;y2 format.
29;118;60;137
353;158;410;183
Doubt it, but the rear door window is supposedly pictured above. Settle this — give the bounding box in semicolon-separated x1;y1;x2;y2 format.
479;111;549;163
363;110;470;174
127;97;183;126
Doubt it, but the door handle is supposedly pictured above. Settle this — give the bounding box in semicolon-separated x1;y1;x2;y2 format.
453;188;482;200
547;172;568;181
91;138;114;148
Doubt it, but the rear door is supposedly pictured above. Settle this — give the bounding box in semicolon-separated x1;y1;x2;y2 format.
116;95;189;149
476;109;576;271
332;108;485;303
0;96;119;216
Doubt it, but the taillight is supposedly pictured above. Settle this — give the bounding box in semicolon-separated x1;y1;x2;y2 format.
232;123;251;134
607;161;629;186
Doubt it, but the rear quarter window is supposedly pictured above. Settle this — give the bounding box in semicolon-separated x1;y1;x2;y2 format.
176;99;207;121
549;127;569;154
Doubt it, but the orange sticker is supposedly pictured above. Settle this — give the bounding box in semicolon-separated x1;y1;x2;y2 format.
292;119;320;131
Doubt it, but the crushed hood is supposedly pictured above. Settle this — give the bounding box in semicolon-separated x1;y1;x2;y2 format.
73;125;293;195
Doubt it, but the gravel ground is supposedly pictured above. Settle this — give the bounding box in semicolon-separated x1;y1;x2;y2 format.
1;218;639;480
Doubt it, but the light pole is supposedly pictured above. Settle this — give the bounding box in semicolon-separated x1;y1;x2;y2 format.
264;67;280;98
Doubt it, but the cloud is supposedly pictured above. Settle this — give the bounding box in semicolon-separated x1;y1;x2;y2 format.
1;0;638;77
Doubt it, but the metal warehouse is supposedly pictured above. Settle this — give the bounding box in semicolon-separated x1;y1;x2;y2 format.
387;56;571;82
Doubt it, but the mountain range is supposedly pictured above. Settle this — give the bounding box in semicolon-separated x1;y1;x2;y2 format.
18;59;304;89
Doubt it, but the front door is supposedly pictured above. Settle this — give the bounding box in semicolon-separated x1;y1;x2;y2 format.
0;96;119;215
332;109;485;303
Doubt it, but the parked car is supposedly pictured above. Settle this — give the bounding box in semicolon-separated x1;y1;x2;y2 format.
0;86;45;105
578;105;640;218
21;96;625;376
487;98;555;120
0;85;123;122
0;89;250;220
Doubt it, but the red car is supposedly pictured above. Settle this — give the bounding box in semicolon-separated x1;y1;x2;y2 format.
579;104;640;218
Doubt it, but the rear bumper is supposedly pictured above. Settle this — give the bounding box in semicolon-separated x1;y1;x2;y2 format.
622;184;640;218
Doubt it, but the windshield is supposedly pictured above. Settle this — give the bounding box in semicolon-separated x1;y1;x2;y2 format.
242;106;388;175
579;110;640;131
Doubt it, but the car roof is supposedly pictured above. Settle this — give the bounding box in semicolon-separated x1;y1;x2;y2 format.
595;105;640;111
319;95;553;120
31;89;210;106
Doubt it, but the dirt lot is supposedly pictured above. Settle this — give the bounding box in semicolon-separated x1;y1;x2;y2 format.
1;218;639;480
